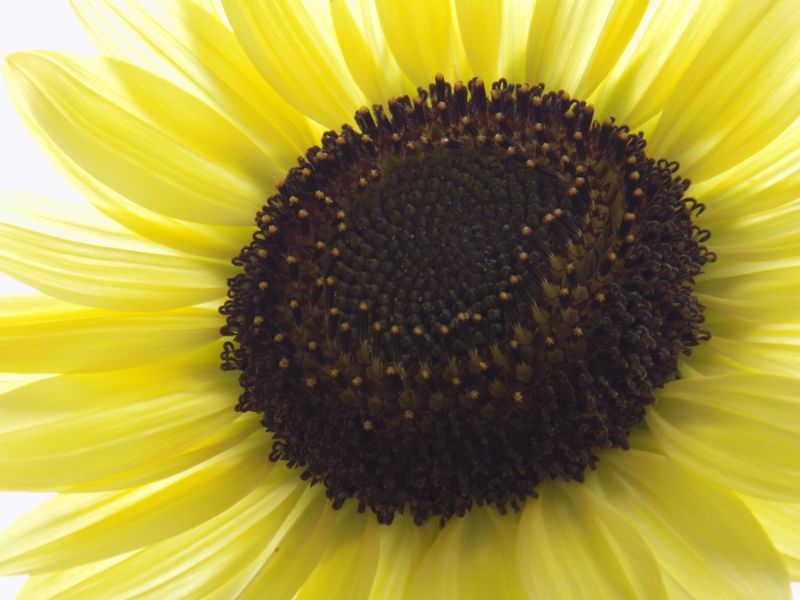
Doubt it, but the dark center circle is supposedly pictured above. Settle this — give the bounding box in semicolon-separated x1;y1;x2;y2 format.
334;148;559;362
220;77;714;526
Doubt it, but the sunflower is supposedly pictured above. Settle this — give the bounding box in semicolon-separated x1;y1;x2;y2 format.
1;0;799;598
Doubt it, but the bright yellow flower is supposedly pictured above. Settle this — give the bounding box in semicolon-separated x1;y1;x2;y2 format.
1;1;799;598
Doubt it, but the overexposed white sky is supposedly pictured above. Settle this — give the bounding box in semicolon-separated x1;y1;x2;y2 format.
0;2;798;599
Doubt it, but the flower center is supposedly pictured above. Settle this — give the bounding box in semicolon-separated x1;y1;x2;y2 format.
220;76;714;525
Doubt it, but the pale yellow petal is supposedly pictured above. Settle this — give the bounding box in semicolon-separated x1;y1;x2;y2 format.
192;0;226;22
77;416;260;491
649;0;800;181
19;466;305;599
517;481;665;600
222;0;365;128
699;258;800;285
0;373;48;396
696;259;800;324
740;496;800;579
236;486;336;600
593;0;748;126
0;295;219;373
0;347;220;430
375;0;456;86
330;0;412;104
695;263;800;324
19;554;137;600
497;0;536;83
705;200;800;262
296;504;380;600
595;450;791;600
85;181;250;261
0;433;271;575
454;0;504;82
0;351;242;490
5;51;274;226
410;507;527;600
692;116;800;221
649;373;800;502
367;515;436;600
526;0;648;99
0;193;231;311
4;139;251;260
1;192;133;244
572;1;650;99
70;0;315;164
704;324;800;377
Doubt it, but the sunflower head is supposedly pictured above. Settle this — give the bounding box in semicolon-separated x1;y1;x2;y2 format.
220;76;714;525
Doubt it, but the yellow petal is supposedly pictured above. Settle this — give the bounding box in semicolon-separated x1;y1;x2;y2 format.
0;373;48;396
490;0;539;83
192;0;226;22
19;554;136;600
593;0;745;126
236;486;336;600
695;262;800;324
88;183;250;261
706;200;800;262
70;0;315;164
699;258;800;284
330;0;412;104
367;515;436;600
296;504;380;600
595;450;791;600
222;0;365;128
526;0;648;100
1;192;132;242
19;466;305;599
410;507;527;600
7;140;251;260
0;352;241;490
77;416;260;492
649;373;800;502
517;481;666;599
5;51;273;226
454;0;504;82
649;0;800;181
699;292;800;325
0;347;220;430
740;496;800;579
701;324;800;377
375;0;456;85
0;295;220;373
0;433;271;575
0;193;231;311
692;117;800;221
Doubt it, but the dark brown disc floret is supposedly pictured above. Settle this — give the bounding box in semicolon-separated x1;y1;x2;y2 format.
220;76;715;526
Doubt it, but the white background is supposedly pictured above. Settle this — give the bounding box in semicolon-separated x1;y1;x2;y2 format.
0;2;798;599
